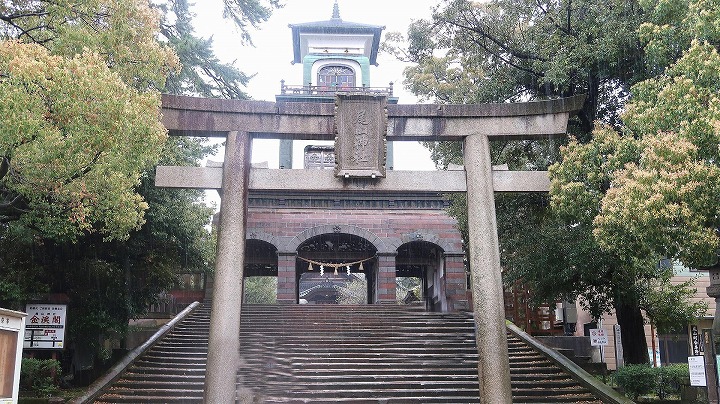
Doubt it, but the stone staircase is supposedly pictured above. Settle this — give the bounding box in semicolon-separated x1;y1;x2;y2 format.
94;304;605;403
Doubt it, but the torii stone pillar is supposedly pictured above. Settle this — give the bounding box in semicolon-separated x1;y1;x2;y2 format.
155;93;585;403
204;131;251;403
465;134;512;402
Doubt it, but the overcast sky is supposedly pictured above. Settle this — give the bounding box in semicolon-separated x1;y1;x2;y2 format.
192;0;440;170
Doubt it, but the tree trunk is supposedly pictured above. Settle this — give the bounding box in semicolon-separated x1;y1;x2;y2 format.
615;298;649;365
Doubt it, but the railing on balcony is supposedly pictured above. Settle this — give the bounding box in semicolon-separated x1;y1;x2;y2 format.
147;291;176;316
280;80;394;97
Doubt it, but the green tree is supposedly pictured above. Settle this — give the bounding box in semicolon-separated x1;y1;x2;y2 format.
1;0;278;377
1;0;178;240
244;277;278;304
156;0;265;99
388;0;648;130
549;0;718;344
592;41;720;268
0;136;216;364
395;0;716;364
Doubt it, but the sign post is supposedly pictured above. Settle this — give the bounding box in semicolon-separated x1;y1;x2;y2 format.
702;329;719;403
590;328;608;365
0;308;27;404
613;324;624;368
691;325;703;356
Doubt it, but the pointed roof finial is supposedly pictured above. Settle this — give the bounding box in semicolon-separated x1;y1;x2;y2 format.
332;0;341;19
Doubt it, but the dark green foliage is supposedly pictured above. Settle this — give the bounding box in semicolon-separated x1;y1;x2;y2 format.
395;0;649;131
220;0;282;46
0;137;216;361
20;358;61;397
1;0;279;386
614;364;657;399
613;363;689;399
244;277;277;304
656;364;690;399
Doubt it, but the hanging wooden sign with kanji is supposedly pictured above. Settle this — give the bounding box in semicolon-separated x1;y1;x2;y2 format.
334;94;387;178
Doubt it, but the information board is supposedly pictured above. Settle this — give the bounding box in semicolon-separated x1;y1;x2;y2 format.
589;328;608;346
688;356;707;387
23;304;66;349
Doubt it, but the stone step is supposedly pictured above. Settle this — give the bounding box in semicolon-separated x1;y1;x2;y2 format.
131;360;206;369
119;372;206;382
512;396;601;403
240;348;478;357
239;326;475;332
513;384;596;396
251;339;477;347
251;362;477;372
150;345;208;353
96;388;202;401
95;304;604;403
257;387;481;399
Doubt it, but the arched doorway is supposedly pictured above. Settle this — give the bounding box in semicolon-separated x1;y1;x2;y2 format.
296;233;377;304
243;239;278;304
396;241;445;311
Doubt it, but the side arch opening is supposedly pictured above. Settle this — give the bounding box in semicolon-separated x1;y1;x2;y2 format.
243;239;278;304
396;241;445;311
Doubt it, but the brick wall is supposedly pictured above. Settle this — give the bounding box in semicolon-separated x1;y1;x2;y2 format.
247;208;464;254
246;207;467;310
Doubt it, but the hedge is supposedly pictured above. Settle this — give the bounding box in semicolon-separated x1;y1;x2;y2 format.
614;363;689;400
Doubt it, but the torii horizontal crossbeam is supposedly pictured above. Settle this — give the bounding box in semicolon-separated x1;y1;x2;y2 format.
155;166;550;193
161;94;585;140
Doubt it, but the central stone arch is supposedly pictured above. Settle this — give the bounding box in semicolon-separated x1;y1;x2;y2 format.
296;232;378;304
276;225;384;304
283;224;389;253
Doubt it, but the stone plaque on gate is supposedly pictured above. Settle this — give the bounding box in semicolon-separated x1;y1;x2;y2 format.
334;94;387;178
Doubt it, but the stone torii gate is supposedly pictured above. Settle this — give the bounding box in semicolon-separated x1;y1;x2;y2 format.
156;93;584;403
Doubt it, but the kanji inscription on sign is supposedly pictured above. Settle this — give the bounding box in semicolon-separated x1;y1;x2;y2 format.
334;94;387;178
24;304;67;349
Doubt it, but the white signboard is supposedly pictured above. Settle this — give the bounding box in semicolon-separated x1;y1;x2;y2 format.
0;307;27;404
589;328;608;346
688;356;707;387
24;304;67;349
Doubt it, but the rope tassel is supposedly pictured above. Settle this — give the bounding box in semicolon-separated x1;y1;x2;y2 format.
297;256;374;272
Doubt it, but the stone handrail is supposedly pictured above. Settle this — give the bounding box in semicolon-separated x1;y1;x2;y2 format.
72;301;201;404
506;321;633;404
